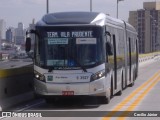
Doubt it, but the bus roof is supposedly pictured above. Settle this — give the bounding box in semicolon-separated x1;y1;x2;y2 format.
105;15;125;28
36;12;106;26
36;11;137;34
105;15;137;34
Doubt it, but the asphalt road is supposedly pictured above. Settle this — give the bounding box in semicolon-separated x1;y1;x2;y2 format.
1;57;160;120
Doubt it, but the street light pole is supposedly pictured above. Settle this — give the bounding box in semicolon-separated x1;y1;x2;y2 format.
117;0;118;18
90;0;92;12
46;0;49;14
117;0;124;18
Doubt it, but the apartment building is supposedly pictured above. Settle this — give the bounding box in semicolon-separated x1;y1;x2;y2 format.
129;2;160;53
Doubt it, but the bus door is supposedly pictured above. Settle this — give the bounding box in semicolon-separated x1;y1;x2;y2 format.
127;37;132;82
112;35;117;90
135;39;139;78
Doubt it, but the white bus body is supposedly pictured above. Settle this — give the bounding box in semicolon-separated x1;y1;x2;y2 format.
26;12;138;104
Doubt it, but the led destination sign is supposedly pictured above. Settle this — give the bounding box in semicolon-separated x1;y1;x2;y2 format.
47;31;93;38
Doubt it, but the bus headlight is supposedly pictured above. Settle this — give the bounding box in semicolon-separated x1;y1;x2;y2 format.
34;71;45;82
90;70;105;82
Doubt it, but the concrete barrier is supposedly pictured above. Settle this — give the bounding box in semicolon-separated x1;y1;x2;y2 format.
139;52;160;63
0;64;34;110
139;55;154;63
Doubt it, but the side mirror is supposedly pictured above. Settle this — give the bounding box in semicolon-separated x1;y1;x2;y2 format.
106;42;113;55
25;37;31;52
105;31;111;37
25;30;37;60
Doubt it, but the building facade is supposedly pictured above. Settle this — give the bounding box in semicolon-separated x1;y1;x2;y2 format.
6;27;15;43
128;2;160;53
29;19;35;50
0;19;6;40
15;22;25;45
0;19;6;50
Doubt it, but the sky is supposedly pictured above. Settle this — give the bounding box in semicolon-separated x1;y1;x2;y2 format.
0;0;159;28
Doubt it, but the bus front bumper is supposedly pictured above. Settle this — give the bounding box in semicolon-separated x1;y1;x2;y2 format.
34;77;110;97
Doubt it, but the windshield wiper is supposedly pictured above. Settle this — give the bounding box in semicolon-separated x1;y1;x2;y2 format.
75;60;87;72
48;67;55;72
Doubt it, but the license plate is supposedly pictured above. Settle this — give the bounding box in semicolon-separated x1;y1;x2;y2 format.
62;91;74;96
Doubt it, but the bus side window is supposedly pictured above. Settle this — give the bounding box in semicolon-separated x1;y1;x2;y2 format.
105;31;113;56
106;42;113;55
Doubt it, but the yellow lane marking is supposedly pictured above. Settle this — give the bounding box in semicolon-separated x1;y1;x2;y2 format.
117;75;160;120
102;71;160;120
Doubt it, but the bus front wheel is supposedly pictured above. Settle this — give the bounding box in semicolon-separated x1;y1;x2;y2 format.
99;90;111;104
45;98;53;104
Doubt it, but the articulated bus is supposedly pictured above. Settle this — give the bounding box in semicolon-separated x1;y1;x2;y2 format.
26;12;138;104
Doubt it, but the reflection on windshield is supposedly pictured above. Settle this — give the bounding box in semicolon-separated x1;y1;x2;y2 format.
78;45;97;65
46;38;101;67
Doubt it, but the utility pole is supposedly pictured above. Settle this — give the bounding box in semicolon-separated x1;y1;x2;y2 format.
90;0;92;12
117;0;124;18
46;0;49;14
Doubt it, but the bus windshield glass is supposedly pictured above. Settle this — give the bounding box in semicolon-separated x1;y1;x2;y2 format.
36;26;105;69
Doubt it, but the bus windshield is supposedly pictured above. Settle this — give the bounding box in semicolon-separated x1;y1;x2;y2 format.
36;26;105;70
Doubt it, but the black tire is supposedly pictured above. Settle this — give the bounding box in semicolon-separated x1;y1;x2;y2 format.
99;95;110;104
34;93;41;99
45;98;53;104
